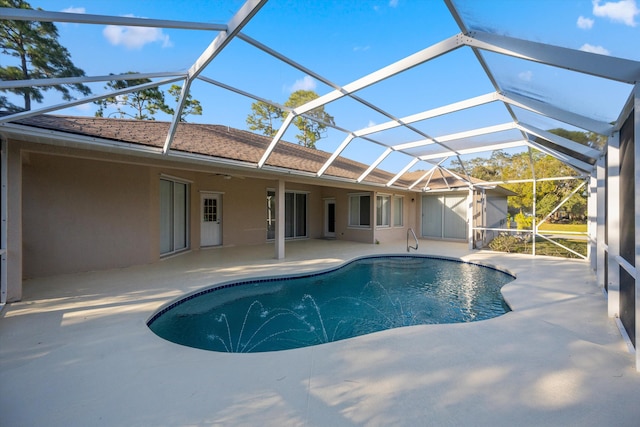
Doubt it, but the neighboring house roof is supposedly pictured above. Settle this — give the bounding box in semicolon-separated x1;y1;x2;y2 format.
3;113;511;194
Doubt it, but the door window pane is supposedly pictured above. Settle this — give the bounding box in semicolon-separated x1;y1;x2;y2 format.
266;190;308;240
160;178;189;255
349;194;371;227
267;191;275;240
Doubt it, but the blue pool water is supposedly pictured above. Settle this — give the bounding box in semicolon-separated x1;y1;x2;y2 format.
148;255;514;353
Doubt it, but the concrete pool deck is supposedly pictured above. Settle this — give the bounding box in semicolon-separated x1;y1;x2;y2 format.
1;239;639;426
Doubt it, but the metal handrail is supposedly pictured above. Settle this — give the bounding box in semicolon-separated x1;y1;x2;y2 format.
407;228;418;252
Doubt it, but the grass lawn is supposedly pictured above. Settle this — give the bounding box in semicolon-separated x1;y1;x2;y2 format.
515;238;587;259
536;223;587;233
488;233;587;259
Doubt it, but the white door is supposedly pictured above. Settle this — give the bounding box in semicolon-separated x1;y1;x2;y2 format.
201;193;222;246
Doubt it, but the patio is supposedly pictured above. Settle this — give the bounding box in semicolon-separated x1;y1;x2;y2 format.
1;239;638;426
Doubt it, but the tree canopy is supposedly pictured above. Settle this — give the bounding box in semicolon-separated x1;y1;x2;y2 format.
0;0;91;111
453;147;587;224
246;101;281;137
166;84;202;122
246;89;335;149
283;90;335;148
94;75;201;121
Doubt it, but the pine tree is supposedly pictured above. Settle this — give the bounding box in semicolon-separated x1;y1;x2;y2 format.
0;0;91;111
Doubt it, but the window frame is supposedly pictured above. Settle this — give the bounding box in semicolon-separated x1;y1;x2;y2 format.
393;195;404;227
159;176;190;256
266;189;309;240
348;193;371;228
376;194;391;228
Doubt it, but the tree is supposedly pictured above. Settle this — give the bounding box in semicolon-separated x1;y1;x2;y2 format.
95;73;171;120
166;84;202;122
284;90;334;149
95;76;203;121
245;90;335;149
246;100;282;137
0;0;91;111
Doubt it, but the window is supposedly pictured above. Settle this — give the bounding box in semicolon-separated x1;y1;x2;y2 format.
393;196;403;227
349;194;371;227
376;195;390;227
203;198;217;222
160;178;189;255
267;190;308;239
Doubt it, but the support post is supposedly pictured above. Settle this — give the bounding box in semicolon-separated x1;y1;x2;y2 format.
607;132;620;318
596;155;606;288
0;136;7;306
5;139;22;302
633;83;639;371
468;187;474;250
528;148;537;256
588;171;597;271
275;179;285;259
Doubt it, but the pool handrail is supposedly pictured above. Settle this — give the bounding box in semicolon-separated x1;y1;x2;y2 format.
407;228;418;252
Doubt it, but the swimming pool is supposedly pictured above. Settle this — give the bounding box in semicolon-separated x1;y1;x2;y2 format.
148;255;514;353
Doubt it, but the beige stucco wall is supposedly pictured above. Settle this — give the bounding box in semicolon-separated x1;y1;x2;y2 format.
23;152;155;278
16;142;419;281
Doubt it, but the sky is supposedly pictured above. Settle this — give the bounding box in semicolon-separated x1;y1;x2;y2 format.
3;0;640;175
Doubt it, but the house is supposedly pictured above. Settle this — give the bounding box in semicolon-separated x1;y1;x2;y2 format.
0;114;511;301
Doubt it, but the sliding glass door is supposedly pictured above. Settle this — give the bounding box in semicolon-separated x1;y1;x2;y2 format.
160;178;189;255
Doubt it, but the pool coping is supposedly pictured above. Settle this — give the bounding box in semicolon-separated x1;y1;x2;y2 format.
2;239;639;426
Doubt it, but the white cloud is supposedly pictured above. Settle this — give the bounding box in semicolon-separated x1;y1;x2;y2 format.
367;120;377;128
592;0;639;26
62;7;85;14
518;70;533;82
353;45;371;52
577;15;595;29
389;0;399;7
103;15;172;49
74;102;92;112
580;43;611;55
287;75;317;93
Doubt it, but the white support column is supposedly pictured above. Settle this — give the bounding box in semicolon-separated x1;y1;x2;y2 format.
5;139;22;302
607;132;620;318
633;83;640;371
588;171;598;271
528;148;537;256
0;136;7;306
275;179;285;260
468;187;474;250
596;155;606;288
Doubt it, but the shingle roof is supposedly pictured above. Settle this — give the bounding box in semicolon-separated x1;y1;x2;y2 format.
6;114;506;192
11;114;409;185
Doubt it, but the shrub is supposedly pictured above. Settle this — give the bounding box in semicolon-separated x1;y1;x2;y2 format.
514;212;532;230
488;234;520;253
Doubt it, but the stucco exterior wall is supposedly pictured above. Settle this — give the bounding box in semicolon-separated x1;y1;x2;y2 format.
23;153;154;278
17;143;418;280
331;188;375;244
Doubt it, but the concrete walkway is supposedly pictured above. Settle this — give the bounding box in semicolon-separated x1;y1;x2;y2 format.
1;239;638;426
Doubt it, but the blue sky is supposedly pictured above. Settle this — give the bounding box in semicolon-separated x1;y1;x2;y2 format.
5;0;640;173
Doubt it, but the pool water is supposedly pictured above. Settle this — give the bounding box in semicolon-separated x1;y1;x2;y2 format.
148;255;514;353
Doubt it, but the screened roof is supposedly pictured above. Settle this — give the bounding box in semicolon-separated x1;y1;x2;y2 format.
1;0;638;191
